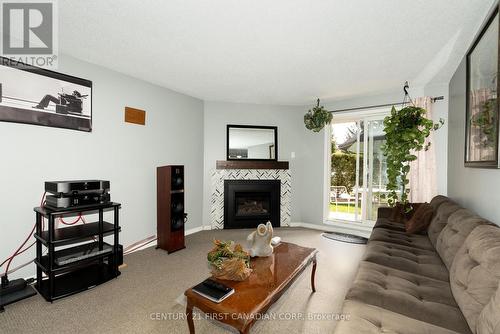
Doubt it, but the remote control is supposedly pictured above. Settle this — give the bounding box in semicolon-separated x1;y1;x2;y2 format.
203;279;231;293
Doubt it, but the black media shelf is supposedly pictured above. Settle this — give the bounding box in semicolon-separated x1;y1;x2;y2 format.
34;202;121;302
37;262;119;301
35;242;114;274
34;222;120;246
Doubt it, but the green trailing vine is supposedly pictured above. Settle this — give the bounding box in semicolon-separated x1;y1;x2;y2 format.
382;106;444;209
471;98;498;148
304;99;332;132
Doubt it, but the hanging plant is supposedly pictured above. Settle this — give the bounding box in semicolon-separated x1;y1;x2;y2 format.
382;106;444;209
304;99;332;132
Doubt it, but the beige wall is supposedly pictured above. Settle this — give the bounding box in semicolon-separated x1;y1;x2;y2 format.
0;55;205;279
447;3;500;225
448;56;500;225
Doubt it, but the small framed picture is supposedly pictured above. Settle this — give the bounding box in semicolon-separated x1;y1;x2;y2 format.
0;57;92;132
465;8;499;168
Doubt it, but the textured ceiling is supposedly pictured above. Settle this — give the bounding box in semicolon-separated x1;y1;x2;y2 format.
59;0;497;105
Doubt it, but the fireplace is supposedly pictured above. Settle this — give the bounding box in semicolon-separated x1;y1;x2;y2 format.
224;180;280;229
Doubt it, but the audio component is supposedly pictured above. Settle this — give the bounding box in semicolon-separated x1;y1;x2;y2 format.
44;180;111;209
45;180;110;194
45;193;111;209
54;242;113;266
157;165;186;253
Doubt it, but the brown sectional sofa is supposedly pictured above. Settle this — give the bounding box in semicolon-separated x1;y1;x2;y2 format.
334;195;500;334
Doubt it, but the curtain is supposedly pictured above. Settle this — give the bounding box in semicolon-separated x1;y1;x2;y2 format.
408;97;437;203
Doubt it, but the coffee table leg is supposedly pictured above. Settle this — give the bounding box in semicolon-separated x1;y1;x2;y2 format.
311;256;317;293
186;301;195;334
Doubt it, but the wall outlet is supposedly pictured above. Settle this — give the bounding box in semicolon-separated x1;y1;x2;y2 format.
291;152;296;159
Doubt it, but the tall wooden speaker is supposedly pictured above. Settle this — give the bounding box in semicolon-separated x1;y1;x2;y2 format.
157;165;186;253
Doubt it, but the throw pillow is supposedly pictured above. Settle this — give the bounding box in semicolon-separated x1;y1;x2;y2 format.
405;203;434;234
390;203;407;223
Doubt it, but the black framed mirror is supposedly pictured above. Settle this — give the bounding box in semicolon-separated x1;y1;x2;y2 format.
465;7;499;168
227;125;278;161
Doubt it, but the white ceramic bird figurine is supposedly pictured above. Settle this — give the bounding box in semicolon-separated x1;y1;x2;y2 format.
247;221;274;257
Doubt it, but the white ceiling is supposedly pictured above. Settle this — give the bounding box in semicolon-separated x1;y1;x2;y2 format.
59;0;497;105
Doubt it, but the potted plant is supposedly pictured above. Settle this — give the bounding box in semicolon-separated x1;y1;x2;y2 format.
304;99;332;132
382;106;443;211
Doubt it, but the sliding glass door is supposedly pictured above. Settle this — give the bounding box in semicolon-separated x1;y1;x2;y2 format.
361;119;388;221
329;113;388;223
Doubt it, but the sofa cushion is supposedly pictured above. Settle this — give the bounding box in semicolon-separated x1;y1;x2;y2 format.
334;300;468;334
345;261;471;333
406;203;434;234
427;201;462;248
476;283;500;334
369;227;435;251
450;225;500;333
430;195;453;211
436;209;489;270
363;240;449;281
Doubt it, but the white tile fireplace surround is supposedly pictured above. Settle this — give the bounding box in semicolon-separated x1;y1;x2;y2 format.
211;169;291;229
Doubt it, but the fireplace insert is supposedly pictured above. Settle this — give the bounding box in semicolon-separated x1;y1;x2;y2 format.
224;180;280;229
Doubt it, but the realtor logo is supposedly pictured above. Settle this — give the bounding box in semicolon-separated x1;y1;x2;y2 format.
0;0;58;68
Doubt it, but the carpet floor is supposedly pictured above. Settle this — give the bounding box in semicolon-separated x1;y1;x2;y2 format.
0;227;366;334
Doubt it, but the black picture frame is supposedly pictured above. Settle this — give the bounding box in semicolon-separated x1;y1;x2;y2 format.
226;124;278;161
0;57;92;132
465;7;499;168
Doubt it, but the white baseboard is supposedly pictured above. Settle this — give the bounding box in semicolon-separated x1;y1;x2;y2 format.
289;221;372;239
124;238;156;253
184;224;212;235
289;221;342;232
185;226;203;235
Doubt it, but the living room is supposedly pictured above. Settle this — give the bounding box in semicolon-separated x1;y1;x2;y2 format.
1;1;499;333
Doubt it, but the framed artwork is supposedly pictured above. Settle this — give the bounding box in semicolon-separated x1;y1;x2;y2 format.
465;8;499;168
0;57;92;132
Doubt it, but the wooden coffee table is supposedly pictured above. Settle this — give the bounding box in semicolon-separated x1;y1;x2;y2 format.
184;242;318;334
